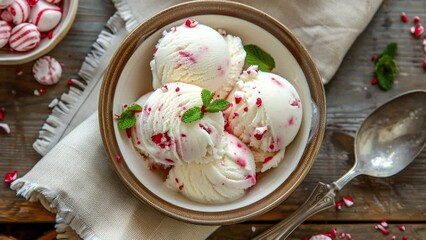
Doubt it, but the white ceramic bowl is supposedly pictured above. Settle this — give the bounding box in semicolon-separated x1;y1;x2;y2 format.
100;1;325;225
0;0;78;65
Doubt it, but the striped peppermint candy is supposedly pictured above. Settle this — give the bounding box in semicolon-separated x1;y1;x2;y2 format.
0;9;12;22
0;20;11;48
0;0;13;9
29;0;62;32
9;23;40;51
44;0;61;4
7;0;30;25
33;56;62;85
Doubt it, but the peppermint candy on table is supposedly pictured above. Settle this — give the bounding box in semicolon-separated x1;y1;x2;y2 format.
0;0;13;10
9;23;40;51
0;20;11;48
0;9;12;22
29;0;62;32
6;0;30;25
33;56;62;85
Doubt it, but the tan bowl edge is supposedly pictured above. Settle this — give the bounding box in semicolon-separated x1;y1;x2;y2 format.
99;0;326;225
0;1;79;65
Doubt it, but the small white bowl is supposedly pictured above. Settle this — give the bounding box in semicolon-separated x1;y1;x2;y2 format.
0;0;78;65
100;1;325;225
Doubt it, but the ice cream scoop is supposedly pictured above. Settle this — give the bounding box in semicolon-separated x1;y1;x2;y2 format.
225;66;303;172
150;19;245;93
166;133;256;204
132;82;226;167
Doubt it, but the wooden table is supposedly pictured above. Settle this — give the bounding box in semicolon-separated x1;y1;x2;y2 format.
1;0;425;239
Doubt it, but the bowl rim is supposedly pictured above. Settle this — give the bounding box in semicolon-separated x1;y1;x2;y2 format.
0;0;79;65
99;0;326;225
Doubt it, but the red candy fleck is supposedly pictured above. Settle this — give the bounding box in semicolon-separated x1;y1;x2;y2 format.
235;96;242;104
184;19;198;28
253;128;267;140
175;87;180;92
414;16;420;23
423;60;426;69
375;224;389;235
371;55;377;61
199;123;212;134
263;156;273;165
371;78;378;85
256;97;262;107
67;79;74;85
125;128;132;138
178;184;184;190
48;30;54;39
236;158;246;167
116;155;122;161
4;171;18;183
243;106;248;112
380;219;388;228
39;88;46;94
338;232;345;239
269;144;274;150
401;12;409;23
398;225;406;231
0;110;4;121
346;233;352;240
343;196;354;207
232;112;239;119
411;24;424;37
15;70;23;76
402;236;408;240
335;201;344;210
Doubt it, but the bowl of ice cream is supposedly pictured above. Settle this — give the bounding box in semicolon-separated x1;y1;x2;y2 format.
0;0;78;65
99;1;325;225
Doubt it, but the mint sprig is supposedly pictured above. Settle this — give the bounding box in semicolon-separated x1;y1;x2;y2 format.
182;89;230;123
117;103;142;129
244;44;275;72
374;42;398;91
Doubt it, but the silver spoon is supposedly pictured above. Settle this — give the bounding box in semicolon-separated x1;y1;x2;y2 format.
253;90;426;240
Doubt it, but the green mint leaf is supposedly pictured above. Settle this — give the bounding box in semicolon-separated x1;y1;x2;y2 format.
375;55;398;91
118;111;137;129
244;44;275;72
117;103;142;129
201;89;214;106
182;106;203;123
205;99;230;112
126;104;142;112
377;42;398;61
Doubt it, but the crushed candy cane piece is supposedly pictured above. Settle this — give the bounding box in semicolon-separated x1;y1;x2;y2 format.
15;70;23;76
34;89;40;96
346;233;352;240
343;196;354;207
185;18;198;28
0;109;4;120
398;225;406;231
251;226;256;232
375;224;389;235
335;201;344;210
401;12;409;23
338;232;345;239
411;24;424;37
4;170;17;183
402;236;408;240
391;236;396;240
116;155;122;161
113;114;120;119
414;16;420;23
48;98;59;108
0;123;10;134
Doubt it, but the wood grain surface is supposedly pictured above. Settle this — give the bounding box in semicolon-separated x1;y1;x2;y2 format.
1;0;426;239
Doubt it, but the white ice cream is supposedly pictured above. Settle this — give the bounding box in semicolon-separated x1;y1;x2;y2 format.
165;133;256;203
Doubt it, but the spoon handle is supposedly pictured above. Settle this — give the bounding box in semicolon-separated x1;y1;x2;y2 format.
252;182;336;240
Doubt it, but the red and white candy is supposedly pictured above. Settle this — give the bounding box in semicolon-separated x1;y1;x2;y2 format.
0;9;12;22
0;0;12;10
9;23;40;51
7;0;30;25
33;56;62;85
29;0;62;32
0;20;11;48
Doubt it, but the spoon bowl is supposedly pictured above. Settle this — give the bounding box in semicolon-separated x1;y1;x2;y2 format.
355;90;426;177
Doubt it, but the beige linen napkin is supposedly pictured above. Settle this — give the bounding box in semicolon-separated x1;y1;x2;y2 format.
12;0;382;239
